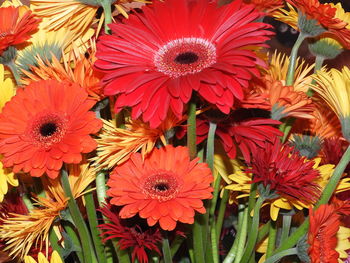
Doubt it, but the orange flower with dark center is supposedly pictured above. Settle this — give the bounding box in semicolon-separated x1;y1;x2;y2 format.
0;79;102;178
107;145;213;231
308;204;340;263
0;6;40;55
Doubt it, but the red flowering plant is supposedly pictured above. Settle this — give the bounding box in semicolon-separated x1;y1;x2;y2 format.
0;0;350;262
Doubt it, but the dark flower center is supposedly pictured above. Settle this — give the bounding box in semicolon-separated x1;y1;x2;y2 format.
142;172;182;201
174;52;199;64
40;122;57;137
154;183;169;192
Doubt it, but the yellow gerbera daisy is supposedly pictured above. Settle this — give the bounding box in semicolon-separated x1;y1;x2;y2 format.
31;0;148;40
0;64;18;202
24;251;63;263
311;66;350;140
267;51;314;92
225;158;350;221
0;163;95;259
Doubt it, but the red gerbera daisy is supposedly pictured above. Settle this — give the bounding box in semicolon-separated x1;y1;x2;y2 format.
107;145;213;231
99;203;162;263
249;138;321;203
0;6;40;55
308;204;340;263
179;108;283;163
0;79;102;178
95;0;273;128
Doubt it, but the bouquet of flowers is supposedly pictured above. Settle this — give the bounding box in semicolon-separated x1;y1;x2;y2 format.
0;0;350;262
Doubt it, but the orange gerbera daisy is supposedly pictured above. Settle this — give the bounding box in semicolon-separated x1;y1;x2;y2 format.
21;41;104;101
0;79;102;178
93;113;182;171
0;5;40;56
253;75;314;120
107;145;213;231
308;204;340;263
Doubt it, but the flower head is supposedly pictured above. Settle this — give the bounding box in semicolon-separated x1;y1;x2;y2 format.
93;113;182;171
99;203;162;263
107;145;213;230
0;79;102;178
249;138;321;203
95;0;273;127
244;0;284;15
0;5;40;56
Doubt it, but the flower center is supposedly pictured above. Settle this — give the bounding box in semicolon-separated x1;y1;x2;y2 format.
142;171;181;202
154;37;216;78
27;112;68;149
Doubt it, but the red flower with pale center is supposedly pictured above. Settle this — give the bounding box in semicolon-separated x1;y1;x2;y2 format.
95;0;273;128
99;203;162;263
249;138;321;203
0;6;40;55
308;204;340;263
107;145;213;231
179;108;283;163
0;79;102;178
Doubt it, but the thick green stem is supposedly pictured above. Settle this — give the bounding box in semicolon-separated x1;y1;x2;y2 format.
49;225;64;259
240;196;265;263
247;183;257;233
192;218;205;263
272;145;350;255
62;221;84;263
232;205;249;263
257;221;271;244
170;235;186;257
60;169;97;263
285;33;307;86
187;101;197;160
85;187;107;263
216;189;229;237
102;2;112;34
307;55;325;96
96;172;107;207
162;234;172;263
21;193;34;212
264;247;298;263
265;220;277;258
280;215;292;244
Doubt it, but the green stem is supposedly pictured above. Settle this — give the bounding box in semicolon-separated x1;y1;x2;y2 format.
96;172;107;207
62;221;84;263
21;193;34;212
49;225;64;259
216;189;229;237
232;205;249;263
264;247;298;263
307;55;325;96
187;101;197;160
240;196;265;263
85;186;107;263
280;215;292;244
102;2;112;34
206;122;217;171
192;218;205;263
60;169;98;263
265;220;277;258
257;221;271;244
162;234;172;263
272;145;350;255
247;183;257;233
6;60;20;86
170;235;186;257
222;203;246;263
280;117;296;143
285;33;307;86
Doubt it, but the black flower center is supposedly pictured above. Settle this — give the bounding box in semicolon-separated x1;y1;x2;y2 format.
154;183;169;192
174;52;199;64
39;122;57;137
